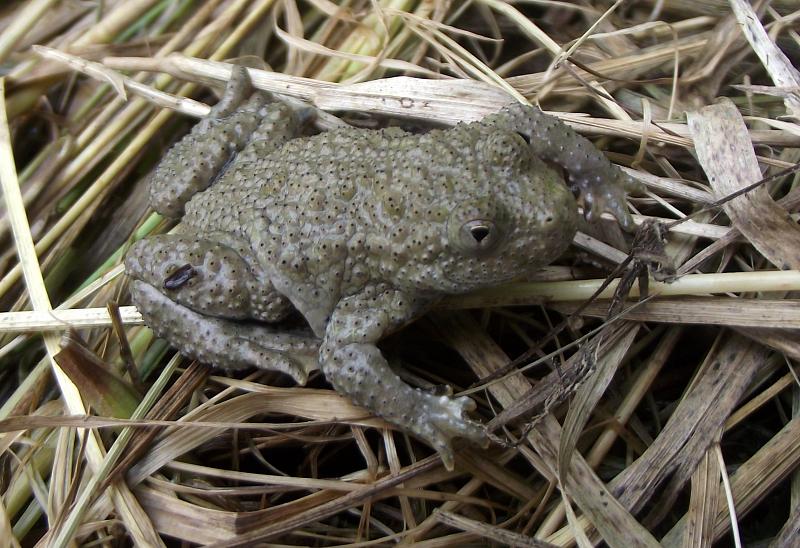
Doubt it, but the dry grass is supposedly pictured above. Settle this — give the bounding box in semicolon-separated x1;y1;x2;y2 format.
1;0;799;546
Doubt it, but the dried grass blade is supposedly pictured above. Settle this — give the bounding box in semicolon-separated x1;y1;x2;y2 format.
433;312;659;547
111;54;337;101
45;352;185;547
0;306;143;333
0;86;59;382
32;46;128;99
687;99;800;271
435;510;555;547
316;75;514;123
561;493;594;548
274;22;441;77
611;335;767;519
552;298;800;328
507;33;708;96
126;390;381;484
156;54;518;123
2;271;800;334
662;416;800;545
411;24;526;102
558;325;639;482
304;0;356;20
0;0;59;64
0;77;163;547
545;334;768;543
487;325;629;430
535;412;661;547
538;326;684;537
771;499;800;547
90;54;800;148
0;414;352;434
204;456;441;546
165;460;374;492
33;46;209;116
0;498;19;548
71;0;161;48
458;450;538;502
401;458;518;543
478;0;562;56
734;326;800;361
103;362;210;488
728;0;800;117
382;429;416;528
445;270;800;310
681;449;720;548
747;116;800;138
132;486;236;544
724;363;792;431
715;445;743;548
553;0;625;67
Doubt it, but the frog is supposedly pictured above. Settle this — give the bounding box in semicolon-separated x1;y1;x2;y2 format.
125;67;637;469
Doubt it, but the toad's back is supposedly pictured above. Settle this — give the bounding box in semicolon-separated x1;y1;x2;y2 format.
183;124;499;238
181;122;576;299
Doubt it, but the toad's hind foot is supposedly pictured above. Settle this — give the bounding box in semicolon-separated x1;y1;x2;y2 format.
131;281;318;384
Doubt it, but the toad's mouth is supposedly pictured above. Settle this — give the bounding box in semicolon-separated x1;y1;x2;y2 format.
441;255;522;288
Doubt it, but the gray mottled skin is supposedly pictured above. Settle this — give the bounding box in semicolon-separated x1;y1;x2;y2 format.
126;68;636;469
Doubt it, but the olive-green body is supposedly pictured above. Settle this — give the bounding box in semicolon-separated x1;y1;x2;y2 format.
126;69;634;468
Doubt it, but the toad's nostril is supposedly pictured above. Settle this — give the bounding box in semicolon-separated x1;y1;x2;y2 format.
470;225;491;243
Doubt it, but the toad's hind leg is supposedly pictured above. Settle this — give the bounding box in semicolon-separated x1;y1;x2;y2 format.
126;234;293;322
149;67;305;218
125;235;317;383
131;281;318;384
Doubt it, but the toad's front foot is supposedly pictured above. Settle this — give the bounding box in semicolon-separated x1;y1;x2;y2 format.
323;342;486;470
412;391;488;469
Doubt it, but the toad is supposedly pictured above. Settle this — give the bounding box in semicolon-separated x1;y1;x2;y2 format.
126;68;636;468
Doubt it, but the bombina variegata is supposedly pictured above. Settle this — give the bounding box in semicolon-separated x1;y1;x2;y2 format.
125;68;637;469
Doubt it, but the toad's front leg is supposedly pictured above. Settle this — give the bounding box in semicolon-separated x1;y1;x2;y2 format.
320;288;486;470
486;103;641;230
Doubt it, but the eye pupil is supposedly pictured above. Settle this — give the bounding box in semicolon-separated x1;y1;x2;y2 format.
470;225;491;243
516;131;531;144
455;219;499;255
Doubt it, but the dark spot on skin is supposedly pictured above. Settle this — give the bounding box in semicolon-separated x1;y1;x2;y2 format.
164;264;197;290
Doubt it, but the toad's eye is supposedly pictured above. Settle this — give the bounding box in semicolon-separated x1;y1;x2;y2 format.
457;219;499;254
447;198;508;255
515;131;531;144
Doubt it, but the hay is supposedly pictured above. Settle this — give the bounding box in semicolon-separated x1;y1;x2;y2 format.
1;1;799;545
